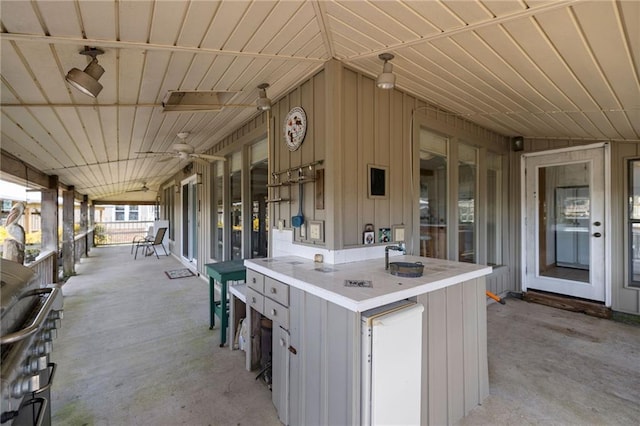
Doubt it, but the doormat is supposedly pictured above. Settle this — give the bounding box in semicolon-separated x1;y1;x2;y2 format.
165;268;196;280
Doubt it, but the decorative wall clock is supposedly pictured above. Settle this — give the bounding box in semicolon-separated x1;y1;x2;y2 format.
284;106;307;151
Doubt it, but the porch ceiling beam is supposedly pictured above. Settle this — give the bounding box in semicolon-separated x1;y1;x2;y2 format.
1;149;50;189
0;33;327;63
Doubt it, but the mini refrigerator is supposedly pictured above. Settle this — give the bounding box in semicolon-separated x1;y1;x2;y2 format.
361;299;424;426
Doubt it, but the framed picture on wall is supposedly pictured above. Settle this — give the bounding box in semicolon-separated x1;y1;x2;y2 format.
392;225;405;242
363;231;375;245
368;164;388;199
378;227;391;243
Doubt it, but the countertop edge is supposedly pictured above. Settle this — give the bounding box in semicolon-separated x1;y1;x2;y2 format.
245;259;492;312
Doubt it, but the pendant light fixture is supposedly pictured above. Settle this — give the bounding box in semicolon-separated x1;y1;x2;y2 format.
65;47;105;98
376;53;396;90
256;83;272;111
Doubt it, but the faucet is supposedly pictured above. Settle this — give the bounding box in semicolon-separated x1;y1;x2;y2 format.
385;242;406;270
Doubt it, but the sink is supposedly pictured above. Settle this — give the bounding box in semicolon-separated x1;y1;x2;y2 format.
388;261;424;278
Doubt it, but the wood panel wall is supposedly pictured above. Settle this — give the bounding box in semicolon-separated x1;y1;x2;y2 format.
338;63;509;251
162;60;640;318
417;277;489;425
162;59;513;278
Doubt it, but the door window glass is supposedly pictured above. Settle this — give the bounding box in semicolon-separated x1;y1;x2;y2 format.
538;163;590;283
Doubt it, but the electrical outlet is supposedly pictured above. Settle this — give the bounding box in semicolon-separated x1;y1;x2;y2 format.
300;224;306;238
278;219;284;231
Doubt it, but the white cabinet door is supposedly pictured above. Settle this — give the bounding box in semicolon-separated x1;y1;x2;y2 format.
272;325;289;425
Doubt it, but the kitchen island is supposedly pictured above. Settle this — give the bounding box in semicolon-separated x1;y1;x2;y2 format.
244;255;491;425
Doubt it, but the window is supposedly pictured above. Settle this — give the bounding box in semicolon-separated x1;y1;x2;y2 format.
419;128;448;259
128;205;139;221
211;163;224;260
230;153;242;260
486;152;503;266
115;206;124;221
458;144;477;263
163;186;174;240
250;139;268;258
629;160;640;287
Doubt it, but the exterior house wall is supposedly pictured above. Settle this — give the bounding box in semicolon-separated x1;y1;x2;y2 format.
162;59;511;281
160;58;639;317
266;61;510;257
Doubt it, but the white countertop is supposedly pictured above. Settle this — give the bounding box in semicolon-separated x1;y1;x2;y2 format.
244;255;492;312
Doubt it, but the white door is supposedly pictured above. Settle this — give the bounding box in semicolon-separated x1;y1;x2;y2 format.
181;177;198;264
523;145;607;302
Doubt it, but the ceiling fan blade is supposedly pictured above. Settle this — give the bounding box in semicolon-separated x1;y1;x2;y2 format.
158;156;175;163
195;153;226;162
135;151;175;155
191;156;211;166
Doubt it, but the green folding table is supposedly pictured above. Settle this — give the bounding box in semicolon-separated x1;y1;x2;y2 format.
205;260;246;347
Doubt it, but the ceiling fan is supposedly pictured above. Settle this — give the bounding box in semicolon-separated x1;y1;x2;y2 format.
136;132;226;165
126;182;151;193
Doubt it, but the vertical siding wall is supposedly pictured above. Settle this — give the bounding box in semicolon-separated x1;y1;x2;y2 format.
338;64;509;251
163;60;517;285
509;140;640;315
417;277;489;425
161;113;269;273
268;71;327;246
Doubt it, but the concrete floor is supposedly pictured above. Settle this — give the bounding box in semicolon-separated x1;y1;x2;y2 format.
51;245;640;425
51;245;281;426
461;297;640;425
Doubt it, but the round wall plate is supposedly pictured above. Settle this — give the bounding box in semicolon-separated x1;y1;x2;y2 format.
283;106;307;151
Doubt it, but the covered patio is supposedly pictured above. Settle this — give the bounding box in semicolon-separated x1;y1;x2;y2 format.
51;245;640;425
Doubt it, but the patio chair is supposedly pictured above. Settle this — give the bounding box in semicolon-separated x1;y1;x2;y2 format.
134;227;168;259
131;226;154;254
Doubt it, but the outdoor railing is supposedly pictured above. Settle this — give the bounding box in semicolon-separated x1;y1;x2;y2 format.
94;221;154;245
27;249;56;285
74;229;94;262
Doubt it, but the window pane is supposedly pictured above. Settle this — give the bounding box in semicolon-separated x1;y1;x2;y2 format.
128;205;139;221
458;144;477;263
630;160;640;286
538;163;590;282
632;223;640;284
214;165;224;260
419;129;447;259
250;159;268;258
487;152;502;265
230;165;242;260
632;160;640;220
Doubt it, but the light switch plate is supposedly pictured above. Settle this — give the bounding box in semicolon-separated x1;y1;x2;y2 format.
308;220;324;242
300;223;306;238
278;219;284;231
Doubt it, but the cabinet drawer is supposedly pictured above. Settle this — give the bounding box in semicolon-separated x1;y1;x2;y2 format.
265;277;289;306
265;297;289;329
246;287;264;315
247;269;264;292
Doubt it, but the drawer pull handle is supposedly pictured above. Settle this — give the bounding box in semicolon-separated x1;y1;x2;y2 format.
251;297;256;303
252;277;256;283
271;309;277;316
270;288;277;294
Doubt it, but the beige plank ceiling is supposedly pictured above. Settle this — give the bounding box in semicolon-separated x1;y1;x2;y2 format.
1;0;638;202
